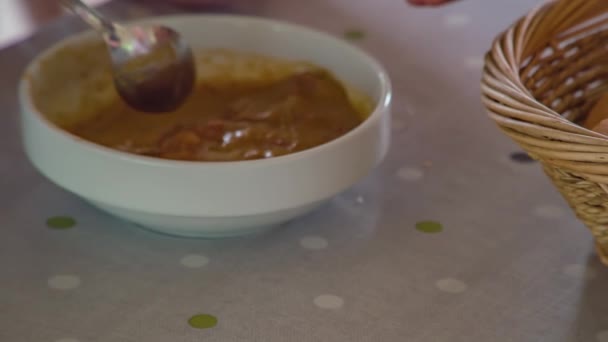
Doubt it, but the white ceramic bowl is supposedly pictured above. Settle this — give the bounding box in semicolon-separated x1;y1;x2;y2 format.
19;14;392;238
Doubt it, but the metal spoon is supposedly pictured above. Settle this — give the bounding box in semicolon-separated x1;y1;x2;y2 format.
61;0;196;113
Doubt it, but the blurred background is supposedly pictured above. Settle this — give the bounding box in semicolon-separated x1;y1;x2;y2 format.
0;0;110;48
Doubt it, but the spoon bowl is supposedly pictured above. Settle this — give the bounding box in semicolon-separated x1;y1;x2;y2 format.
62;0;196;112
108;25;196;112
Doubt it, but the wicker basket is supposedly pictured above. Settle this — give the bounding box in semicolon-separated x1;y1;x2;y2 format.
481;0;608;265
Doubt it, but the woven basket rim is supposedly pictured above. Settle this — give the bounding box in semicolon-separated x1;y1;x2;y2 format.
482;0;608;153
481;0;608;265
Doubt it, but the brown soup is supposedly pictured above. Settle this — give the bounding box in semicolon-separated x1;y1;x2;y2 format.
30;44;371;162
69;70;364;161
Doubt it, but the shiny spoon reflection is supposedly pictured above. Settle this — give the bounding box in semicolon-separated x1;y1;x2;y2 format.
61;0;196;113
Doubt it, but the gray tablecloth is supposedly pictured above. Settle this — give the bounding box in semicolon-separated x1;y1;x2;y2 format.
1;0;607;341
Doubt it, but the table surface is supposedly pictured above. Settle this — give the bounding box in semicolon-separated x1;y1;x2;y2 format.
1;0;607;341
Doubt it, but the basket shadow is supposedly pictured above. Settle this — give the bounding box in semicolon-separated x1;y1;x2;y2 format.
569;255;608;340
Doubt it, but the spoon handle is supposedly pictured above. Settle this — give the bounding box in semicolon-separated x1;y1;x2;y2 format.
60;0;116;34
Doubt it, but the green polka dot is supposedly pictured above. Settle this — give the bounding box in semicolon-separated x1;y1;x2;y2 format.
416;221;443;233
188;314;217;329
46;216;76;230
344;29;366;41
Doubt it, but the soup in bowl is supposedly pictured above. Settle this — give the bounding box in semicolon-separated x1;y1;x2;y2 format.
20;15;392;237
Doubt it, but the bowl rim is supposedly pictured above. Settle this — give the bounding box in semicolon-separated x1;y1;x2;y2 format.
20;13;392;169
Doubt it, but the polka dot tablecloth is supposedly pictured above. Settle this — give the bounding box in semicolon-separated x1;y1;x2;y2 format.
1;0;607;341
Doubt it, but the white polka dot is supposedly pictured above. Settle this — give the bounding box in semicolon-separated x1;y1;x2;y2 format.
597;331;608;342
180;254;210;268
392;117;406;132
314;294;344;309
465;57;484;70
55;338;80;342
355;195;365;204
444;13;470;29
595;330;608;342
397;166;424;181
300;236;328;250
48;275;81;290
563;264;597;280
534;205;565;219
436;278;468;293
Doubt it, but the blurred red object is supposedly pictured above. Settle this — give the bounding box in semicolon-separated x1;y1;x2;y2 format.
407;0;459;6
